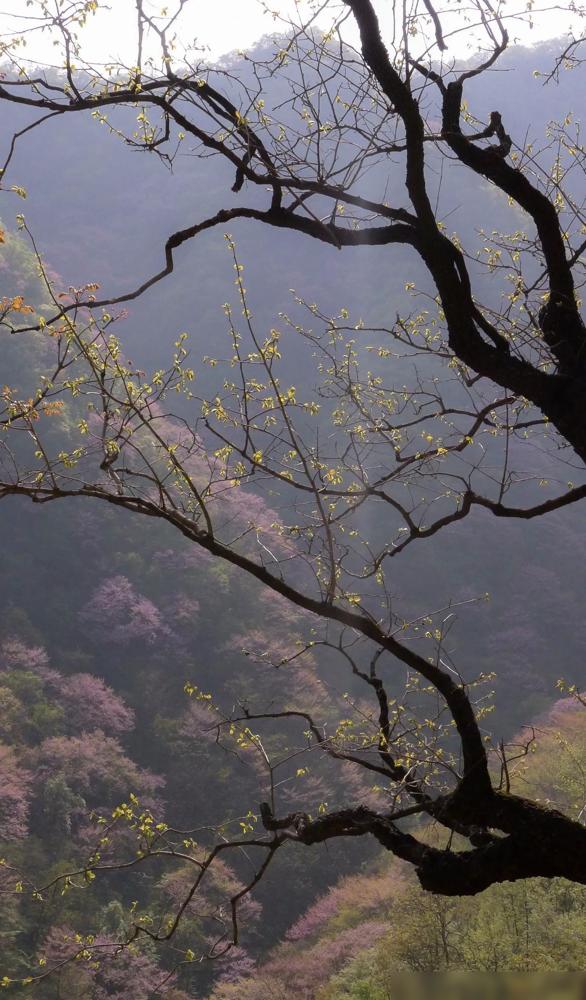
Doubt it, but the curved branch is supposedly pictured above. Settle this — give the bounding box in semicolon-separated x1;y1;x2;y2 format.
386;483;586;557
11;209;419;333
0;479;491;797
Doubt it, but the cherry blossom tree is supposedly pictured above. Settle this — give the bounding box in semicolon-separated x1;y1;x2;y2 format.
58;673;135;736
42;925;186;1000
32;730;164;813
80;576;171;646
0;745;31;840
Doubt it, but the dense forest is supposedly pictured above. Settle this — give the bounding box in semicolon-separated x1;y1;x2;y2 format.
1;1;586;995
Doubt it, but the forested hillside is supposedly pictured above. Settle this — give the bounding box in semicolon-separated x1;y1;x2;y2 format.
1;17;585;996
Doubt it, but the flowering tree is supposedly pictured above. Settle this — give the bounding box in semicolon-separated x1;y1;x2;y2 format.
80;576;172;646
33;730;163;806
0;637;136;740
1;0;586;982
42;925;187;999
0;745;31;840
57;673;135;736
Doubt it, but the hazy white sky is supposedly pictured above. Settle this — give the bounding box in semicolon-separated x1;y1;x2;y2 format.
0;0;578;68
0;0;324;65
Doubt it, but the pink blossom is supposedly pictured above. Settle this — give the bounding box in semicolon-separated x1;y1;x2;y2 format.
0;637;60;684
179;700;219;742
171;595;200;623
286;867;407;941
216;946;257;983
80;576;171;645
264;921;389;998
42;926;179;998
161;860;262;925
0;745;31;840
32;731;164;808
58;673;134;735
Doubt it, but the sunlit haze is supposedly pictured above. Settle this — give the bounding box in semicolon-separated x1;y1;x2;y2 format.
0;0;580;70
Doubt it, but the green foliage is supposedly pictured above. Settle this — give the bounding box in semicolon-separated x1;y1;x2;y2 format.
318;950;388;1000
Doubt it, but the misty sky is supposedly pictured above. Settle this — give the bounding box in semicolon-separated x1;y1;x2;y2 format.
0;0;577;69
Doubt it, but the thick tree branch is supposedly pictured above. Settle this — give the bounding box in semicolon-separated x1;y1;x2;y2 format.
260;797;586;895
